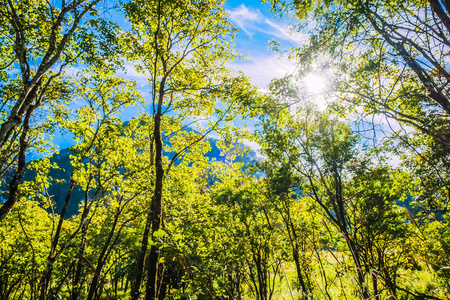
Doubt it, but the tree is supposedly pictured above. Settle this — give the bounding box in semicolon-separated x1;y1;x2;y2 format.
37;66;140;300
121;0;258;298
258;73;450;297
209;162;285;300
259;159;318;299
261;104;372;298
0;0;116;221
266;0;450;145
265;0;450;271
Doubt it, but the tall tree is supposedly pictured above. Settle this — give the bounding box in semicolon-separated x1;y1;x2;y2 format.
36;68;140;300
265;0;450;233
121;0;258;298
266;0;450;145
0;0;112;221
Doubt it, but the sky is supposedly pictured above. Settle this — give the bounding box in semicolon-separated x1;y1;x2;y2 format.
117;1;303;90
50;0;305;152
224;0;302;89
108;1;305;118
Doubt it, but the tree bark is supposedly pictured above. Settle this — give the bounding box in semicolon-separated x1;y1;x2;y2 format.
428;0;450;34
38;176;75;299
130;212;152;300
145;111;164;300
0;105;33;222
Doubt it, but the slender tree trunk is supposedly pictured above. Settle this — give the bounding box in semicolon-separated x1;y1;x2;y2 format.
145;112;164;300
130;213;152;300
342;230;369;299
86;209;121;300
38;175;75;299
0;106;33;222
288;217;309;298
132;78;165;300
292;247;308;298
372;272;380;300
0;83;38;153
71;219;89;300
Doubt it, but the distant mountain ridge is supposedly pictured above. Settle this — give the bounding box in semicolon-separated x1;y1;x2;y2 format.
1;137;258;217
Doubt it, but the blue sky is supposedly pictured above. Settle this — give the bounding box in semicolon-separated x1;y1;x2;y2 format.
50;1;303;152
224;1;303;89
116;1;303;90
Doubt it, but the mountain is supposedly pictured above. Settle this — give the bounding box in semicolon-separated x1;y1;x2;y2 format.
0;138;258;218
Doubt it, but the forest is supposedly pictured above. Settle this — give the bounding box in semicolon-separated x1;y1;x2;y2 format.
1;0;450;299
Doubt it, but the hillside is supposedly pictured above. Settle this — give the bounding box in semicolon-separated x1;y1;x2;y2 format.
1;138;257;217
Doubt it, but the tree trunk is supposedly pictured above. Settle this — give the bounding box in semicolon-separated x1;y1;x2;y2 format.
132;71;165;299
145;112;164;300
38;175;75;299
342;230;369;299
0;106;33;222
71;219;90;300
86;208;121;300
292;247;308;298
130;213;152;300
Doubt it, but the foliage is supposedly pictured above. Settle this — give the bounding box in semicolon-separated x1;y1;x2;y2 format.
1;0;450;299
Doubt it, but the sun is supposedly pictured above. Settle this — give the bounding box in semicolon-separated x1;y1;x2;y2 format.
302;73;327;94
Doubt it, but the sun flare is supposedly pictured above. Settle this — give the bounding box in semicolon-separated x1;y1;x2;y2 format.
302;73;327;94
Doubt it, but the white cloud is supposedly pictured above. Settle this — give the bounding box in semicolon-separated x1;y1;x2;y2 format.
227;4;306;45
228;54;298;88
263;19;307;45
116;62;150;87
228;4;262;38
242;139;262;153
